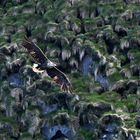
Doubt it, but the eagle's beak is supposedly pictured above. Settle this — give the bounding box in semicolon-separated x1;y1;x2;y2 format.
32;63;44;73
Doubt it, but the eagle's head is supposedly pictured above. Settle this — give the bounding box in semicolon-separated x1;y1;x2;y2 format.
32;63;44;73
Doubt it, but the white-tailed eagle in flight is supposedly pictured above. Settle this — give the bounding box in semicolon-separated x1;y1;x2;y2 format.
21;38;72;93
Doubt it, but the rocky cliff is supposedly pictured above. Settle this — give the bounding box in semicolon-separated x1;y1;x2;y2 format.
0;0;140;140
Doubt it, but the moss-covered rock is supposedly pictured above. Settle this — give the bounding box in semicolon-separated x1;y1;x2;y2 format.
0;0;140;139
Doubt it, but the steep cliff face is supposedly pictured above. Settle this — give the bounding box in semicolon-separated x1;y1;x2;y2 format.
0;0;140;140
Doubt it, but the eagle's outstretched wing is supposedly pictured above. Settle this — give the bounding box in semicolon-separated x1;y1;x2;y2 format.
46;66;72;93
21;38;47;65
21;38;72;93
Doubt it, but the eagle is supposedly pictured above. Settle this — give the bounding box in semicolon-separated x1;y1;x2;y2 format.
21;38;72;93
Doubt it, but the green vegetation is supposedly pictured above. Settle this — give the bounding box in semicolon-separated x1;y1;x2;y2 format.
0;115;18;130
78;128;94;140
0;0;139;139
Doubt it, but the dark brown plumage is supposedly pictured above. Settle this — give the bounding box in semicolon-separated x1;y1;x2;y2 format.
21;38;72;93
